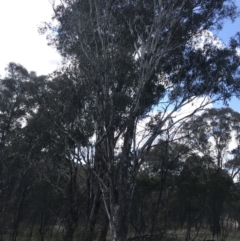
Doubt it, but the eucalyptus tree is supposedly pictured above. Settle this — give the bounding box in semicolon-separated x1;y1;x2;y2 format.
130;140;188;241
0;63;30;197
181;108;240;169
224;110;240;180
0;63;81;240
22;72;94;240
41;1;240;240
172;156;234;240
0;63;36;240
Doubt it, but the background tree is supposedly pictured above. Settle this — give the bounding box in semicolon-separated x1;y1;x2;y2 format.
181;108;240;169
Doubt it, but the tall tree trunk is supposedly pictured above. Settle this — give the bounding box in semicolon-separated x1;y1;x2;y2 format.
64;161;79;241
108;118;137;241
110;188;131;241
84;145;107;241
109;155;134;240
64;220;75;241
84;188;101;241
97;212;109;241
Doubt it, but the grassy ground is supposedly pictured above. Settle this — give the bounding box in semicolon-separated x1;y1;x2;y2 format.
163;229;240;241
1;226;239;241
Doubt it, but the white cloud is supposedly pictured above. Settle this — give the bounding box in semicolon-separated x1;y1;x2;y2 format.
0;0;61;77
189;29;224;51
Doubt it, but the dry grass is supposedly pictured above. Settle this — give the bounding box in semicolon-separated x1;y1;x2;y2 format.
1;225;240;241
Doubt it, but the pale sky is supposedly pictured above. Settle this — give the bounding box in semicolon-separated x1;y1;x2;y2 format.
0;0;61;77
